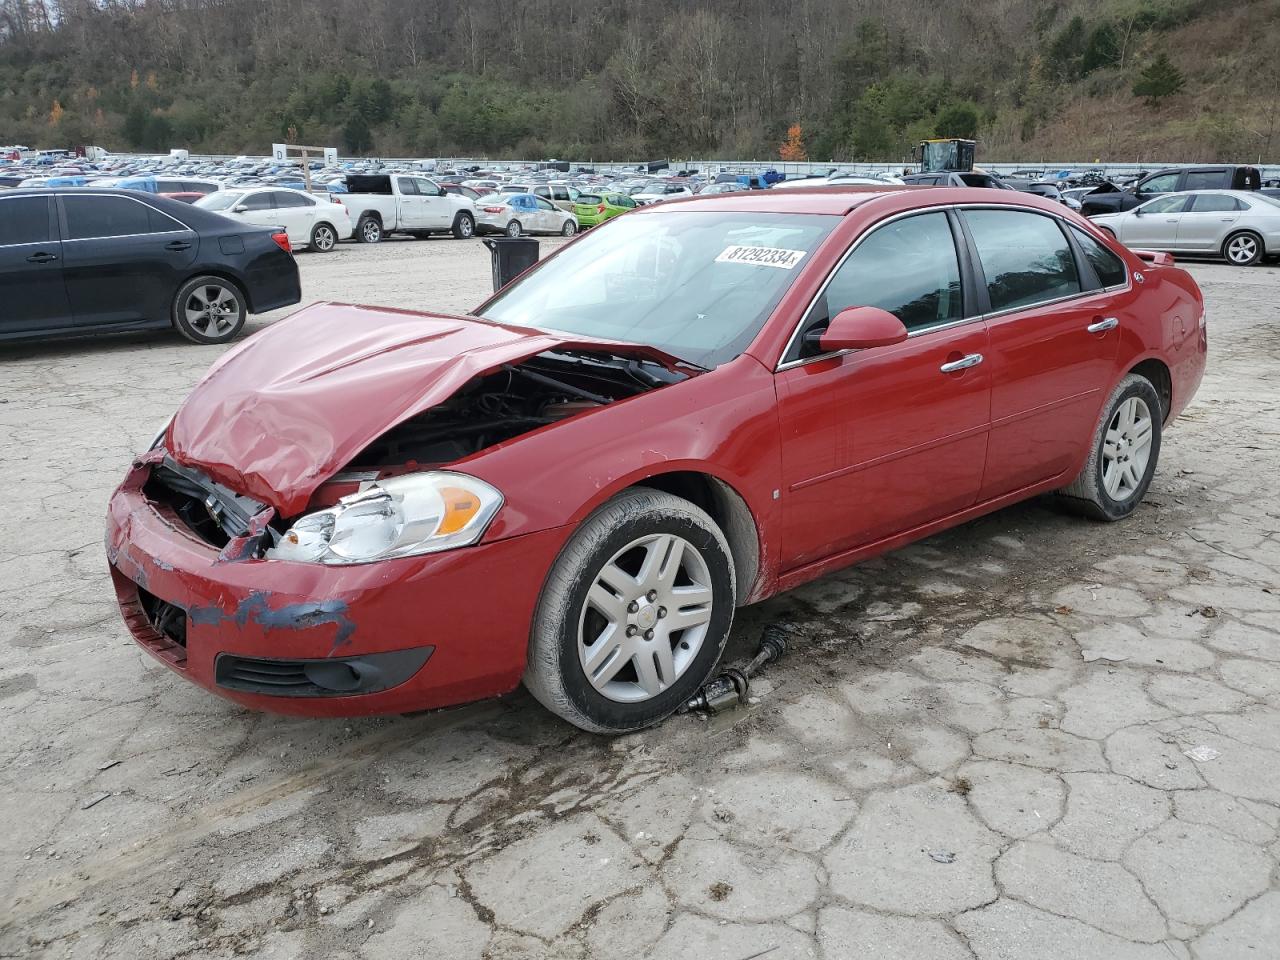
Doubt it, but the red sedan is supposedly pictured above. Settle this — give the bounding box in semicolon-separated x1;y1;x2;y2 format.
106;187;1206;733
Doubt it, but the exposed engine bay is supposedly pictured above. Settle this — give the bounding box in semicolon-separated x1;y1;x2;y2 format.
346;350;689;471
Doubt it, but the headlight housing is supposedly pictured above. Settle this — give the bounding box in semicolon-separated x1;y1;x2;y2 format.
266;472;503;565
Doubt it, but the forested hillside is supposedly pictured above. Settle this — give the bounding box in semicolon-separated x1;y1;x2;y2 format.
2;0;1278;162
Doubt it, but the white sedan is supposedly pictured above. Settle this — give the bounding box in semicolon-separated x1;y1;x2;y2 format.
632;184;696;205
1089;189;1280;266
195;187;353;252
476;193;578;237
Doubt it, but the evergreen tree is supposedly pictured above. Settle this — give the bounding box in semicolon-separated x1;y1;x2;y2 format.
1133;52;1185;106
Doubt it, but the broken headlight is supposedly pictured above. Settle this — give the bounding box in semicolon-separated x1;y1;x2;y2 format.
266;472;503;565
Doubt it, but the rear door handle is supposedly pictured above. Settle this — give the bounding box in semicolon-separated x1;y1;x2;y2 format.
165;240;192;251
940;353;983;373
26;251;58;263
1087;317;1119;333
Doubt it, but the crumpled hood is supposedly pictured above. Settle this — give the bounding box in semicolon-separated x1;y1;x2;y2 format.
167;302;685;517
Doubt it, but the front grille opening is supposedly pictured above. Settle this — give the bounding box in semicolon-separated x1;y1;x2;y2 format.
143;473;231;548
137;587;188;648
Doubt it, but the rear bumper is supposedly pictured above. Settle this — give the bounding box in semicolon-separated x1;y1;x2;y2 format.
242;247;301;314
105;462;567;716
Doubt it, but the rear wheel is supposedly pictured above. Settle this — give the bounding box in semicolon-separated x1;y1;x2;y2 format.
452;212;476;239
505;219;523;238
524;488;735;734
1059;374;1162;521
172;276;247;345
1223;231;1263;266
561;219;577;237
309;222;337;252
357;216;383;244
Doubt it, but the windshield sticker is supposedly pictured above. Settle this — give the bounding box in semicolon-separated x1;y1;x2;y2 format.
715;245;808;269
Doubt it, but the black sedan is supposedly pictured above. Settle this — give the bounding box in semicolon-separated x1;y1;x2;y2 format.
0;188;301;345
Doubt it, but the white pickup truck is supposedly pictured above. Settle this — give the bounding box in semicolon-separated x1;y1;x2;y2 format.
343;174;479;242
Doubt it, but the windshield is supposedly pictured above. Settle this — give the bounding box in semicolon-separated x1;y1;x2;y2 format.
478;210;836;369
196;191;243;211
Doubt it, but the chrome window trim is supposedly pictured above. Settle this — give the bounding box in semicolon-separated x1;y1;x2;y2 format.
775;202;1131;372
58;191;190;239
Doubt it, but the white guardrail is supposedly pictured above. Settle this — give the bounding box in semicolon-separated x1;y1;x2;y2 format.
84;153;1280;182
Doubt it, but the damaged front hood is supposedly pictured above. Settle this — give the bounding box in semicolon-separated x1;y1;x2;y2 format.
167;302;685;517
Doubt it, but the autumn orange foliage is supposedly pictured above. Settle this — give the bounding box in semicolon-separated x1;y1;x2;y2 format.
779;123;807;161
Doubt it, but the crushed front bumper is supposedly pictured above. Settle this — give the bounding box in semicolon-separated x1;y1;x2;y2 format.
105;459;566;717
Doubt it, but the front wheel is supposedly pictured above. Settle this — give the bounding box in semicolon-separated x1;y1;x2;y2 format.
1223;231;1263;266
561;219;577;237
1058;373;1162;521
172;276;247;345
524;488;736;734
505;219;523;238
452;212;475;239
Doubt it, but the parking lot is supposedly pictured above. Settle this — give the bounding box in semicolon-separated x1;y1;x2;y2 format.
2;241;1278;960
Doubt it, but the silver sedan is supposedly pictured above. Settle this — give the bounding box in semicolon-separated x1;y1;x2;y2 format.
1089;190;1280;266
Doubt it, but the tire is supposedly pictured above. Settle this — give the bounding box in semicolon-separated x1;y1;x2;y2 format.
172;276;247;345
1223;230;1263;266
357;216;383;244
1058;373;1162;521
561;219;577;237
309;222;337;252
505;220;523;238
452;212;476;239
524;488;736;734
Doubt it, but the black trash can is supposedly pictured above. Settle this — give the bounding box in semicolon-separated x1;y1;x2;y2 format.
483;237;540;292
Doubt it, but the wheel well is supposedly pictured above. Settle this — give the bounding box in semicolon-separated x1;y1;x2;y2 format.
1129;358;1172;422
178;271;250;315
630;472;762;607
357;210;382;224
1223;227;1264;252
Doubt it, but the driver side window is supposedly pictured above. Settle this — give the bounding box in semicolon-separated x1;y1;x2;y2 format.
1136;173;1179;196
793;212;962;360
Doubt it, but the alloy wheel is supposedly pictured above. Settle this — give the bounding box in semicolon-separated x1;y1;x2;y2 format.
1102;396;1153;501
1227;235;1258;264
184;284;239;337
577;533;714;703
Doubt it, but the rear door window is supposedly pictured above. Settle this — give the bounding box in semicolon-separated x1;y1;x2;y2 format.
1190;193;1243;212
63;195;168;239
963;209;1081;312
1182;170;1227;191
396;177;419;196
272;191;313;208
0;196;52;245
240;192;274;211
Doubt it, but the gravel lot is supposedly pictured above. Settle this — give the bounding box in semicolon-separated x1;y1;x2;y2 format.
2;239;1278;960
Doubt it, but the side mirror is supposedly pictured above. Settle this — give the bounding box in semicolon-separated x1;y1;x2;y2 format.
232;205;247;213
816;306;909;353
1133;207;1143;217
437;187;447;197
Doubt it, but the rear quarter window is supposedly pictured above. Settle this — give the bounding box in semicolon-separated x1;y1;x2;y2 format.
1071;226;1128;288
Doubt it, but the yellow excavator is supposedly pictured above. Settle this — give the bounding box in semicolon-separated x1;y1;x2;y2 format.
915;138;976;174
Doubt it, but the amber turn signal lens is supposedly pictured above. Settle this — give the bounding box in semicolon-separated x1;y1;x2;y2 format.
438;487;482;534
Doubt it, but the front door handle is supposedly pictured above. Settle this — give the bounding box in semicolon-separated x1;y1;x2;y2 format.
1087;317;1119;333
26;251;58;263
165;240;192;251
940;353;983;373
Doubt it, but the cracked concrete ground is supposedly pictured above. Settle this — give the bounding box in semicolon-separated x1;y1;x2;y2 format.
1;238;1278;959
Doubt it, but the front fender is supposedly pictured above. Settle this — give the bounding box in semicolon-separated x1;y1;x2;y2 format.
461;353;783;560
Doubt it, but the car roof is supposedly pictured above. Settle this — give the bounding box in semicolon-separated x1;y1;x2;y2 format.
635;185;1077;218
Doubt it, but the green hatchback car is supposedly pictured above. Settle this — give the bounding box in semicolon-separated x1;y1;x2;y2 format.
572;192;638;228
